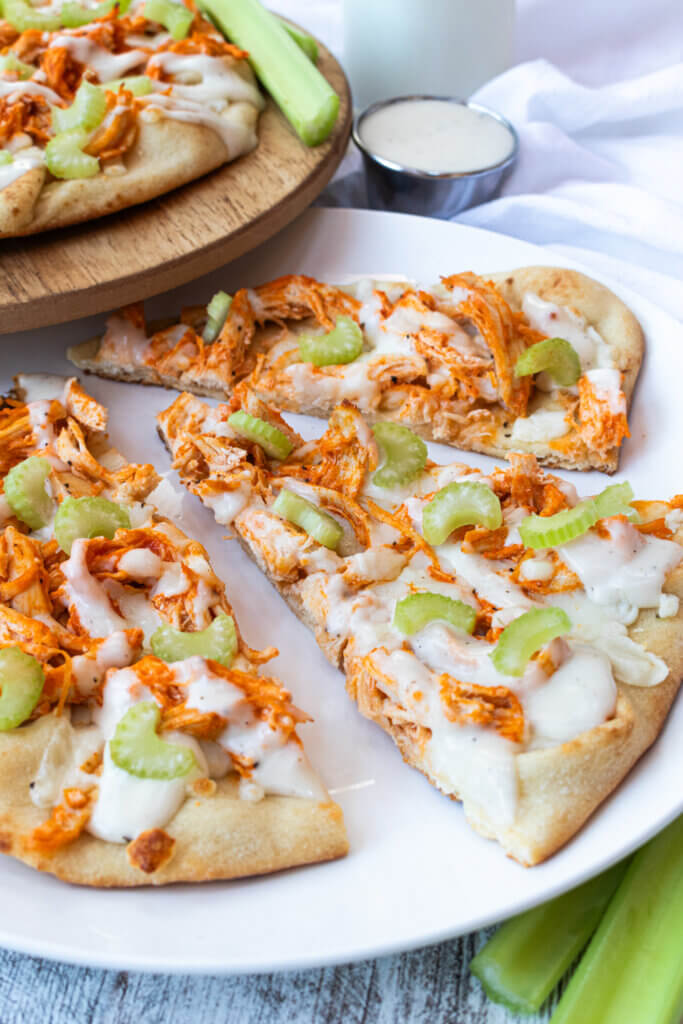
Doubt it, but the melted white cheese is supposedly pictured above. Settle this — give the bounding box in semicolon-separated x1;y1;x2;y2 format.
510;408;569;444
522;292;614;372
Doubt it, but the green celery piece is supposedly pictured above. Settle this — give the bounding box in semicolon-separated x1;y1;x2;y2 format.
551;815;683;1024
520;482;635;550
144;0;193;40
0;152;12;166
3;0;60;31
52;80;106;134
279;18;318;62
151;612;238;667
0;52;34;79
203;289;232;342
422;480;502;546
272;488;342;550
490;607;571;676
101;75;153;97
227;410;293;460
514;337;581;387
0;647;45;730
110;701;196;780
372;422;427;489
200;0;339;146
45;131;100;180
54;496;131;553
4;456;53;530
298;316;363;366
393;592;476;637
470;857;631;1014
59;0;130;27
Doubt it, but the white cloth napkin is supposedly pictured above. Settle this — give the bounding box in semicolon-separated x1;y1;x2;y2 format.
274;0;683;321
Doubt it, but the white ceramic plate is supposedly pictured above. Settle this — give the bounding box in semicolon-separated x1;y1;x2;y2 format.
0;209;681;974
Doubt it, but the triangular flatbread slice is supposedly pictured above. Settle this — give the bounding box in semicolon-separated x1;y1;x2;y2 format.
0;375;347;886
71;266;643;472
157;388;681;865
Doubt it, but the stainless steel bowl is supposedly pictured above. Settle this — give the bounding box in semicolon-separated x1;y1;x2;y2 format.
352;96;518;219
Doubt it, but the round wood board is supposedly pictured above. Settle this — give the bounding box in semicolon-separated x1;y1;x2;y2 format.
0;33;351;335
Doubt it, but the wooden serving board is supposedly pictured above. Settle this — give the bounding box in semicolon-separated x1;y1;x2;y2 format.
0;33;351;335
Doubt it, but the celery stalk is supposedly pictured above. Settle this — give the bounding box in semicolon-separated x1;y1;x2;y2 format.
200;0;339;145
470;857;630;1014
551;815;683;1024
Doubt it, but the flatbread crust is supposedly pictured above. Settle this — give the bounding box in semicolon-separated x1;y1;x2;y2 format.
71;266;643;472
0;715;348;887
0;114;257;237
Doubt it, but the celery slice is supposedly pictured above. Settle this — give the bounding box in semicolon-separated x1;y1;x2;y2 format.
0;52;34;79
144;0;193;39
52;80;106;134
519;482;635;550
202;289;232;342
280;18;318;62
470;857;631;1014
515;337;581;387
45;130;100;180
200;0;340;146
101;75;153;97
490;607;571;676
4;456;53;530
3;0;60;31
551;815;683;1024
0;647;45;730
151;612;237;668
227;410;293;460
0;152;12;166
110;701;196;780
54;496;131;553
422;481;503;546
298;316;363;367
394;592;476;637
372;422;427;489
272;488;342;550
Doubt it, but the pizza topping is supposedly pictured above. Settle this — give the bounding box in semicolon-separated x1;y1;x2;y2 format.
422;481;503;546
227;410;293;461
272;488;343;550
521;293;613;373
393;592;476;637
519;482;634;550
489;607;572;676
514;337;581;387
52;78;106;134
203;289;232;343
298;315;364;367
3;0;60;32
371;422;427;489
45;127;99;177
54;495;131;553
110;701;197;779
0;646;45;729
144;0;193;40
522;646;616;744
3;455;54;529
150;611;237;667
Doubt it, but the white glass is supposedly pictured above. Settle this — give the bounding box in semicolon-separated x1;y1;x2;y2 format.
343;0;515;111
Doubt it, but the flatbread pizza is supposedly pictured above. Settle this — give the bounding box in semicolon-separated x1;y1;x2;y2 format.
71;266;643;472
0;1;264;237
0;374;347;886
156;387;682;865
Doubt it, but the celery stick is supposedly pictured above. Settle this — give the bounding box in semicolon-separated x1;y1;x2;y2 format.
279;18;318;62
200;0;338;146
551;815;683;1024
470;857;630;1014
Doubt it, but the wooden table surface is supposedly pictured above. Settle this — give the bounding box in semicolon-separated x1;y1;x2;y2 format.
0;931;567;1023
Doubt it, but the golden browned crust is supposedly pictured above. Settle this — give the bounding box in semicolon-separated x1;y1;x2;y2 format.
0;715;348;887
0;112;257;238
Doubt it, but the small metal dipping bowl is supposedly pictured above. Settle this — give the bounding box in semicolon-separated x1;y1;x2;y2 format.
352;96;518;219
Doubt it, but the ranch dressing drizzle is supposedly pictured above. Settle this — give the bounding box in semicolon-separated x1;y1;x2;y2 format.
359;100;515;174
48;34;148;81
146;52;263;107
0;151;44;190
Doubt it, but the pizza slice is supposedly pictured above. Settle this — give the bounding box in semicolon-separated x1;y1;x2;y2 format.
0;374;347;886
157;387;682;865
0;3;264;237
71;265;643;472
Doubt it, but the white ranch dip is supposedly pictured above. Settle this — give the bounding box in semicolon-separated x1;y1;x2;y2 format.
359;99;515;173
